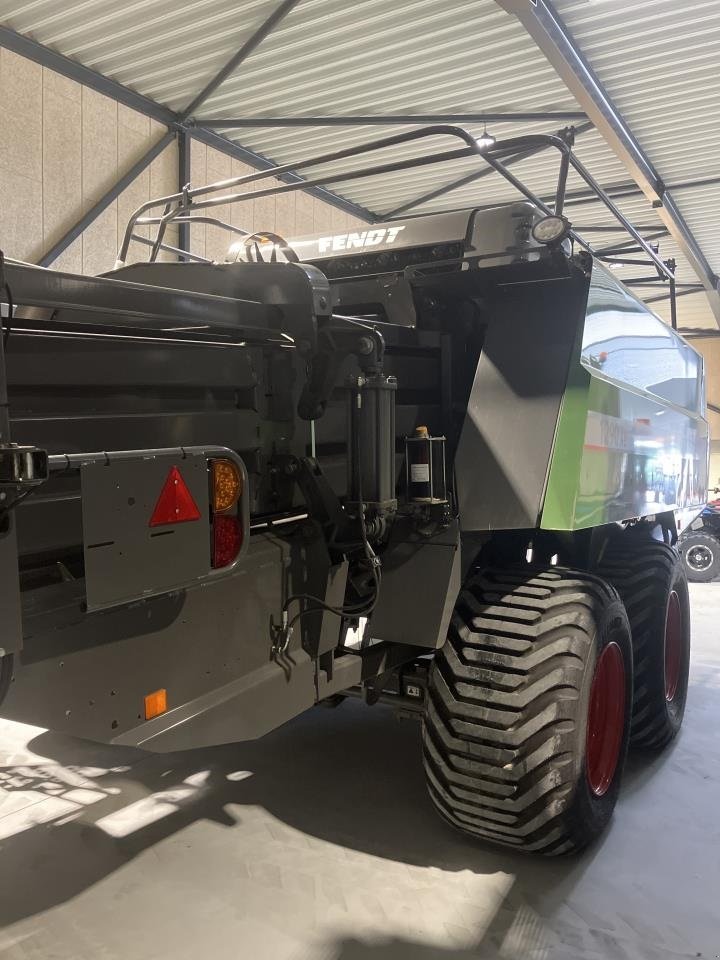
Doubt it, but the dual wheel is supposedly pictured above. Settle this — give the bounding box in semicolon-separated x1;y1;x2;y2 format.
679;531;720;582
423;542;690;854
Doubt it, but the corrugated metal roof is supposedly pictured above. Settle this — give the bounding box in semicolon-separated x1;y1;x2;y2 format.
553;0;720;327
0;0;282;105
0;0;717;328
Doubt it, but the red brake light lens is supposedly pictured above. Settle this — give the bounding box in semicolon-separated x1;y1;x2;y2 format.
212;514;243;568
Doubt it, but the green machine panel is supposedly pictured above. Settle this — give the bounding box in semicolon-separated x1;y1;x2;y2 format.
542;262;709;531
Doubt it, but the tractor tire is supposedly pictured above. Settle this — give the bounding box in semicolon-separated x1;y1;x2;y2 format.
597;540;691;750
423;567;633;855
678;531;720;583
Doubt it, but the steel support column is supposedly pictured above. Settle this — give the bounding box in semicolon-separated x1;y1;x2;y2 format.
496;0;720;326
178;131;192;255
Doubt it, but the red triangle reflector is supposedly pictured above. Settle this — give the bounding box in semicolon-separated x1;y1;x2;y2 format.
149;466;201;527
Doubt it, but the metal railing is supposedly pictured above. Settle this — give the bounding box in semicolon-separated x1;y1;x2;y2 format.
117;124;675;288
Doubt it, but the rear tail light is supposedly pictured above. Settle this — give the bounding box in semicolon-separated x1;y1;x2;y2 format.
209;457;244;568
212;459;242;512
212;515;243;568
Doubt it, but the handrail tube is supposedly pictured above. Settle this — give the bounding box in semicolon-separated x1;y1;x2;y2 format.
116;123;674;282
567;153;672;279
119;125;484;260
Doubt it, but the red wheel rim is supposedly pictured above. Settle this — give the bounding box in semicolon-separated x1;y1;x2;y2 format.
664;590;683;702
586;642;626;797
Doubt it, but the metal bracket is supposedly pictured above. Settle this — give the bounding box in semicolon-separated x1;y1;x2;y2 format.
274;455;349;549
0;445;48;487
0;445;49;514
298;317;385;420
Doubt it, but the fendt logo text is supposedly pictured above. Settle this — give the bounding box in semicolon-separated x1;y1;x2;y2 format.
317;225;406;254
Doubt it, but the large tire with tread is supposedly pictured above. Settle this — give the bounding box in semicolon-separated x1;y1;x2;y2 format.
597;539;690;750
678;531;720;583
423;567;633;855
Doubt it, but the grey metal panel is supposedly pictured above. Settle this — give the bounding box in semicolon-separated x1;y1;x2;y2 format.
316;650;363;699
291;209;476;262
15;492;83;556
290;202;544;267
3;533;301;746
367;518;461;650
112;652;316;751
81;453;211;610
0;521;22;655
0;274;22;655
5;260;280;337
456;270;590;531
106;262;329;358
11;411;260;457
285;531;348;660
6;331;258;389
81;449;226;611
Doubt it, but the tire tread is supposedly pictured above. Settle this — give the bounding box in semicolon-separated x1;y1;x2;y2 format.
423;566;630;854
597;539;689;749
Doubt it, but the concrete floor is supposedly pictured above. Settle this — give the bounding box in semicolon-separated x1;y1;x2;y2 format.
0;585;719;960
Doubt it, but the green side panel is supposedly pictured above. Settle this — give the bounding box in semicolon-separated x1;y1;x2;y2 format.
541;353;591;530
541;261;709;532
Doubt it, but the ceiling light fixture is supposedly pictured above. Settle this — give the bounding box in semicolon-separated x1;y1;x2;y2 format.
476;123;496;150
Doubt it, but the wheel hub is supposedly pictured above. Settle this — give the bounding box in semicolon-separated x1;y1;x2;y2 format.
687;545;713;572
664;590;683;702
586;642;626;797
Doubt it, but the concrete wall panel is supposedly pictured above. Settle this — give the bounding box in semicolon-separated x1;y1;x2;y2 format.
0;167;43;263
295;189;314;236
42;84;82;261
230;157;255;239
0;50;361;276
253;177;277;238
205;146;232;263
0;49;44;261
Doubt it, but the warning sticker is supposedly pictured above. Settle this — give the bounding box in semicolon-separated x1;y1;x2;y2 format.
410;463;430;483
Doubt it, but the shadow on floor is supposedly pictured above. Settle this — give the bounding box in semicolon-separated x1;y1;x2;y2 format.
0;699;597;935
